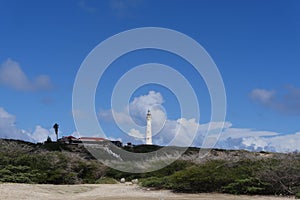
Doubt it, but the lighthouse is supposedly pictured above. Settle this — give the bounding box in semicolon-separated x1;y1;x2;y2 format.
146;110;152;145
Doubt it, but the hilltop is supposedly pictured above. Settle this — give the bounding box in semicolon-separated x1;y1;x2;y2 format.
0;139;300;197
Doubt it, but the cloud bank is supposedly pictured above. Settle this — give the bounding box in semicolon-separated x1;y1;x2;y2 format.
99;91;300;152
1;90;299;152
0;107;55;143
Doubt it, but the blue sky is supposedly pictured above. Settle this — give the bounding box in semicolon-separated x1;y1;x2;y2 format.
0;0;300;152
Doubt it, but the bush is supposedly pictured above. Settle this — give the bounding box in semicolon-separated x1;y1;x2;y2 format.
0;165;45;183
0;147;108;184
221;178;270;195
95;177;118;184
140;177;166;189
167;160;237;192
144;160;192;178
1;138;300;197
165;159;265;193
255;156;300;195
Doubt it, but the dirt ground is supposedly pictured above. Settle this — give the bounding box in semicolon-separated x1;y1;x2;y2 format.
0;183;295;200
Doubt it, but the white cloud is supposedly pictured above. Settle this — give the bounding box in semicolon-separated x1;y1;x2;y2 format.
100;90;300;152
0;107;33;141
0;58;53;91
240;133;300;152
221;128;278;139
214;126;300;153
0;107;53;143
129;91;164;121
128;91;166;133
161;118;199;147
250;86;300;115
99;91;167;137
128;128;144;139
198;121;232;132
1;102;300;152
30;125;55;143
250;88;275;103
99;91;204;147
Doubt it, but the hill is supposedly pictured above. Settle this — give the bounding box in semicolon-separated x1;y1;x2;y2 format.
0;139;300;197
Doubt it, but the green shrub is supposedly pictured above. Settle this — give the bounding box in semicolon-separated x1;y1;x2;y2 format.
167;160;236;192
63;172;78;184
95;177;118;184
144;160;192;178
1;138;300;197
165;159;264;193
140;177;166;189
222;178;270;195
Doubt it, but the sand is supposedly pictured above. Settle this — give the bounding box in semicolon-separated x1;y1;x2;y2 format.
0;183;294;200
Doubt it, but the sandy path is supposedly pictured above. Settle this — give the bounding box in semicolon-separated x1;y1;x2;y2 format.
0;183;294;200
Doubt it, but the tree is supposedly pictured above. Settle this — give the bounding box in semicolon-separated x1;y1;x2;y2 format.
45;136;52;143
53;123;59;142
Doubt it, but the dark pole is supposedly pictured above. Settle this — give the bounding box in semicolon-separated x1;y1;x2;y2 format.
53;123;59;142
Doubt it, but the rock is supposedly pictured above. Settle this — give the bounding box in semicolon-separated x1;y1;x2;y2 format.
120;178;125;183
125;182;133;186
131;179;138;184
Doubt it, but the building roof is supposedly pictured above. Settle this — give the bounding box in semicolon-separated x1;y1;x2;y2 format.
63;136;77;139
79;137;107;141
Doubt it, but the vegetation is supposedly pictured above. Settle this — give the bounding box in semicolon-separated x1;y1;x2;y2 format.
95;177;118;184
296;192;300;199
139;157;300;195
0;139;300;197
0;140;105;184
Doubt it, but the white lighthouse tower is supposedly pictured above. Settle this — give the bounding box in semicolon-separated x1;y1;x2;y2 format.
146;110;152;145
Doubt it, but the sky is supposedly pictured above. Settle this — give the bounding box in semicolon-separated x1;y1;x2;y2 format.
0;0;300;152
